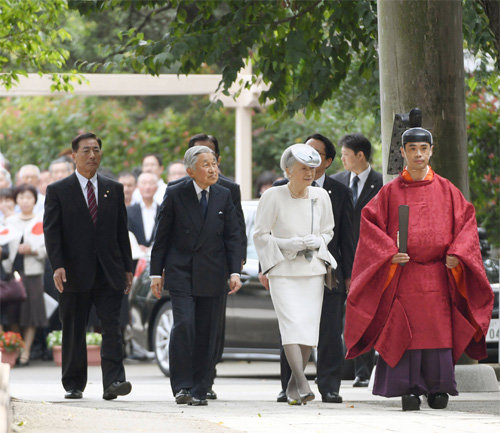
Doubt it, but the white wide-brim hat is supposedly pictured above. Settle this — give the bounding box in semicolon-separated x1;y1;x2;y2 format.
280;143;321;173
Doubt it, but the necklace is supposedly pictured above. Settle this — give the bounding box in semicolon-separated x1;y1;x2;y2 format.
288;184;308;199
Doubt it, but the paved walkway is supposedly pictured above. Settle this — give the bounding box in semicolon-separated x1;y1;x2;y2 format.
7;361;500;433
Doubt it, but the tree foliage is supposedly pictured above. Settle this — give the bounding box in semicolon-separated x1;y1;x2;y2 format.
466;74;500;246
70;0;379;117
0;0;82;91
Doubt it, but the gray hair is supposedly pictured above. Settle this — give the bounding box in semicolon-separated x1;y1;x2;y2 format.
184;145;215;170
49;158;73;174
19;164;41;179
283;153;298;179
0;167;12;186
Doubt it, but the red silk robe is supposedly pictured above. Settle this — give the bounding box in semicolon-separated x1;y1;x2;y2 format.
345;168;493;368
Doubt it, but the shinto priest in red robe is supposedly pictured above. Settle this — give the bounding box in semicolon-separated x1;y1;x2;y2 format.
344;127;493;410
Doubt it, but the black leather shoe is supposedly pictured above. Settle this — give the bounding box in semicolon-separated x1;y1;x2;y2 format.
277;390;287;403
353;376;369;387
401;394;421;411
175;389;192;404
206;389;217;400
103;381;132;400
427;393;448;409
188;397;208;406
64;389;83;399
322;392;343;403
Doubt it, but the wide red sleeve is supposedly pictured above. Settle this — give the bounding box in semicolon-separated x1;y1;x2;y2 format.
446;183;493;361
344;186;400;359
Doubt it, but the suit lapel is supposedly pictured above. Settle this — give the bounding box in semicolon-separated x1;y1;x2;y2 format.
178;179;204;230
195;184;221;249
97;175;110;227
68;174;95;227
356;170;377;209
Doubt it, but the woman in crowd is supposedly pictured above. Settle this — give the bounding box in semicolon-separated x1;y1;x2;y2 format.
253;144;335;405
6;184;47;365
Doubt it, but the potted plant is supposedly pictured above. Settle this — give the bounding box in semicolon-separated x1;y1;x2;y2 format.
47;331;102;366
0;331;25;368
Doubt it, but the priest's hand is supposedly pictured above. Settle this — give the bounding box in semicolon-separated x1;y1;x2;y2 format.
391;252;410;264
445;255;459;269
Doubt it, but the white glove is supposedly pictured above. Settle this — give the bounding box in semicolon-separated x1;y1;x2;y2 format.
274;236;305;253
303;234;322;249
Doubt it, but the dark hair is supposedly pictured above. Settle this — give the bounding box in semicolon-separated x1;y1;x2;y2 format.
142;153;163;167
0;187;15;201
72;132;102;152
338;133;372;162
305;133;336;161
118;171;137;181
14;184;38;204
188;133;220;158
255;171;278;198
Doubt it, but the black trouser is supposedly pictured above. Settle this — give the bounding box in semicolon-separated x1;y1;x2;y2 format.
280;289;346;396
169;293;224;399
59;263;125;392
208;292;227;388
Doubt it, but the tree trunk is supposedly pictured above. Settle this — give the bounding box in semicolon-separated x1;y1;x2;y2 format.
378;0;469;198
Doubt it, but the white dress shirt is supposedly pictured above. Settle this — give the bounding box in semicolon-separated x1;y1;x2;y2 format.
349;165;371;198
75;170;98;207
314;173;326;188
140;200;158;243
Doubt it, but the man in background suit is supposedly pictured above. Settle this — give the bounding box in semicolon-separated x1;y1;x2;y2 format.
267;134;355;403
168;133;247;399
332;132;383;387
150;145;242;406
127;172;160;252
44;132;133;400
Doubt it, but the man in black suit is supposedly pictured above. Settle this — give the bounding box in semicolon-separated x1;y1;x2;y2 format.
44;132;134;400
332;132;383;387
150;145;242;406
167;133;246;399
268;134;355;403
127;172;160;251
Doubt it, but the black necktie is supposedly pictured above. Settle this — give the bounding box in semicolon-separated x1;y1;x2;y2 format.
351;176;359;205
200;190;208;218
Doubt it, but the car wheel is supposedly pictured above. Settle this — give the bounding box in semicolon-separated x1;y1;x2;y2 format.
152;301;173;377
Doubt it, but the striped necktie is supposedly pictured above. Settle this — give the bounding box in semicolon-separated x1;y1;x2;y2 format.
87;180;98;224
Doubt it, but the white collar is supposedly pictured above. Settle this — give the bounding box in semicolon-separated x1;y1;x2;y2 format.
193;181;210;195
75;170;97;188
314;173;326;188
350;165;371;185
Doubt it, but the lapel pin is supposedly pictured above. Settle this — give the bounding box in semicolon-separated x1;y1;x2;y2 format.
370;184;374;189
104;190;110;198
218;211;223;215
328;190;332;194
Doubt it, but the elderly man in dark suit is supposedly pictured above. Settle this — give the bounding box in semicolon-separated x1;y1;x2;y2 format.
167;133;246;400
44;132;133;400
266;133;355;403
150;145;242;406
332;132;383;387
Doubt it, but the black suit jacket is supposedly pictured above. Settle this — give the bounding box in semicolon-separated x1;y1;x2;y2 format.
127;202;160;247
331;169;383;245
167;174;247;264
43;173;133;292
274;178;355;290
151;178;242;297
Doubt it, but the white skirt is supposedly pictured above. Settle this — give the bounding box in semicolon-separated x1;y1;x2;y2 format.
268;275;324;346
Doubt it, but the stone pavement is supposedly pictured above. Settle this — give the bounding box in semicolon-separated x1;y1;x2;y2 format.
6;360;500;433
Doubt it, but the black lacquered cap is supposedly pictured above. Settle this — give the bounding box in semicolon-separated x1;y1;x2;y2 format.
402;127;433;145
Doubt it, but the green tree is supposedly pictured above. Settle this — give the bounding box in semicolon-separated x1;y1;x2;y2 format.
0;0;81;91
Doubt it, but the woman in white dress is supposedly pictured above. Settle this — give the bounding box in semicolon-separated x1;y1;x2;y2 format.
254;144;335;405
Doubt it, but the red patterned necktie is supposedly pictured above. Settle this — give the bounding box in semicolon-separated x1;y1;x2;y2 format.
87;180;98;224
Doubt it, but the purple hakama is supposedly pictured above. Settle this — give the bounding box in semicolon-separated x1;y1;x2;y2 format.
373;348;458;397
